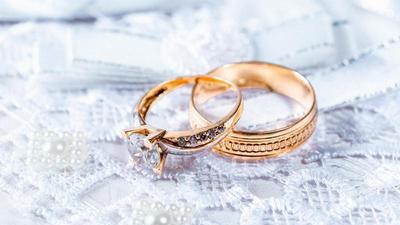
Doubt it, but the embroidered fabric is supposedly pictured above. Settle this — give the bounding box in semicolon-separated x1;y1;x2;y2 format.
1;1;400;224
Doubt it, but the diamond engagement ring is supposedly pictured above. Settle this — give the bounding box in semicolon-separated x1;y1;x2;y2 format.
122;76;243;174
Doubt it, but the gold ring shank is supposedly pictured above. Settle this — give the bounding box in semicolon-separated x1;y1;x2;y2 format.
129;75;243;155
189;61;317;158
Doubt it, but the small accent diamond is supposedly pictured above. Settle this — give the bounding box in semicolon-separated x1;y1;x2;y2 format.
215;125;225;135
200;132;208;141
177;137;186;146
195;133;201;140
207;129;216;139
189;136;197;145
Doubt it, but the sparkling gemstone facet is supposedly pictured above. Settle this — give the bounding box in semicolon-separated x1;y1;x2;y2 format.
177;137;186;146
128;134;146;164
207;129;216;139
144;145;161;168
200;132;207;141
129;134;147;151
216;125;225;134
189;136;197;145
128;134;162;169
195;133;201;140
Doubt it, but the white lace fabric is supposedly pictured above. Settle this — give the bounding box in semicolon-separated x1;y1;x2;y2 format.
1;1;400;225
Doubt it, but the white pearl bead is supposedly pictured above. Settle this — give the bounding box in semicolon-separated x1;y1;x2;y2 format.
185;206;192;213
76;132;84;138
56;143;64;151
144;212;171;225
157;213;170;224
140;200;149;208
181;216;188;222
132;219;141;225
169;204;178;211
144;215;155;225
42;142;52;152
151;202;163;210
29;131;89;171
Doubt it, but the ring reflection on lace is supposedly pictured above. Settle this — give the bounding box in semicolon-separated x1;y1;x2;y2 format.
27;131;89;172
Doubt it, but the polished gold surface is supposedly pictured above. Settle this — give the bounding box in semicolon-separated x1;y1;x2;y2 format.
123;75;243;173
189;61;318;159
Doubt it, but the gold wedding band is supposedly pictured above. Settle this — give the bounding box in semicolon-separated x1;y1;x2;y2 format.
123;75;243;173
189;61;317;159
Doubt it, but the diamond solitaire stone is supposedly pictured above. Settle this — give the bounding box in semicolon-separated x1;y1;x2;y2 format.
144;145;161;168
128;134;146;165
128;134;161;169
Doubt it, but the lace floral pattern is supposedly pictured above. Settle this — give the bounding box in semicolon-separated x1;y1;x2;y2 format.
1;0;400;225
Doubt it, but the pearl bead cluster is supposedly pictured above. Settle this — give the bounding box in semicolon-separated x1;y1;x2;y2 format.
28;131;89;171
131;200;193;225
